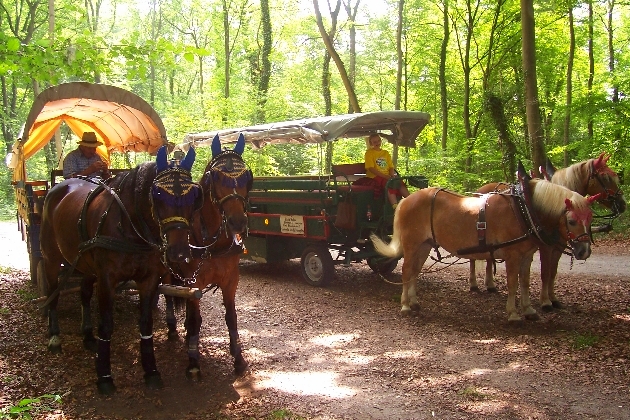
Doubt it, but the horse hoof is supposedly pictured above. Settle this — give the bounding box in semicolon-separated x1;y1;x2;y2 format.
507;315;523;323
97;378;116;395
469;286;481;293
83;337;97;353
487;287;498;293
167;330;179;341
234;360;249;376
551;301;563;309
186;367;202;381
541;304;554;313
144;371;164;390
524;313;540;321
47;344;62;354
400;308;412;316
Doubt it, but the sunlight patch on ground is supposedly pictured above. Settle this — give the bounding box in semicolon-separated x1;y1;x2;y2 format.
463;368;493;377
202;336;228;345
310;333;359;347
614;313;630;322
332;350;375;365
472;338;499;344
504;343;529;353
254;370;357;398
383;349;424;359
244;328;282;338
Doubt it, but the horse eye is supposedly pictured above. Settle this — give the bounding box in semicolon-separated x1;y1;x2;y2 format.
568;219;577;226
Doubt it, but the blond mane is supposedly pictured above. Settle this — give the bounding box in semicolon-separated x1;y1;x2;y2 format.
530;179;590;221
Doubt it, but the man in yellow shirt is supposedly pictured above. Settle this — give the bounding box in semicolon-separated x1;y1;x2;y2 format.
364;133;410;208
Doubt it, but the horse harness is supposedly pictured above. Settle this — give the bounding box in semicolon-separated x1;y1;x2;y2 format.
429;182;572;263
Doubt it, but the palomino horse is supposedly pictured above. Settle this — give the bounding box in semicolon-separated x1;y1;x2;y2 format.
39;146;201;395
372;173;598;322
164;133;252;379
470;153;625;310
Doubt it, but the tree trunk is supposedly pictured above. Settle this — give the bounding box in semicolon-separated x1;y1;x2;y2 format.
439;0;449;151
563;7;575;167
393;0;405;166
520;0;545;173
255;0;272;124
313;0;361;113
322;0;341;174
343;0;359;114
587;0;594;142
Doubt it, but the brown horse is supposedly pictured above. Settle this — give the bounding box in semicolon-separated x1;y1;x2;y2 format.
39;146;201;395
470;153;625;310
372;174;598;322
164;133;252;380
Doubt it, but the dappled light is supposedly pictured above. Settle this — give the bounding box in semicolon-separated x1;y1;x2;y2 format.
310;332;359;347
255;370;357;398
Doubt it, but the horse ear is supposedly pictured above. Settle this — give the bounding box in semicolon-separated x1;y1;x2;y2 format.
211;134;222;158
156;145;168;172
565;198;574;211
587;193;603;204
234;133;245;156
180;146;196;171
517;160;530;181
544;157;556;179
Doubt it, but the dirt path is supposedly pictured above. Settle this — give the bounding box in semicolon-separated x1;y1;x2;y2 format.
1;221;629;419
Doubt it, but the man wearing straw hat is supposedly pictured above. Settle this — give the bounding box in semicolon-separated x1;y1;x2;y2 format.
63;131;110;179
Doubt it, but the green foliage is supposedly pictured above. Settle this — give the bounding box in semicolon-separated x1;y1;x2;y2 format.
0;394;62;420
571;332;600;350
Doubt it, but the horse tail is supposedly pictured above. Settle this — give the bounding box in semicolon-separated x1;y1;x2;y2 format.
370;204;404;258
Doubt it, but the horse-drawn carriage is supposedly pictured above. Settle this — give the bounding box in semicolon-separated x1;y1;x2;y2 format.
9;82;171;289
182;111;431;286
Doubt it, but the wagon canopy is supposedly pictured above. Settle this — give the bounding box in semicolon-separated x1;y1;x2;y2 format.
182;110;431;150
9;82;168;181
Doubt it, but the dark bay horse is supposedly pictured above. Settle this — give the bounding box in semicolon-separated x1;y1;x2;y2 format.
470;153;625;310
40;146;201;395
372;175;598;322
164;133;252;380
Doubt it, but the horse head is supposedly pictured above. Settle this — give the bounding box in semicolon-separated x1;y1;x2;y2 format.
588;152;626;215
152;146;202;262
560;192;599;261
201;133;252;244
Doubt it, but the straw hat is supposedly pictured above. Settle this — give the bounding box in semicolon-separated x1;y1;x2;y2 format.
78;132;103;147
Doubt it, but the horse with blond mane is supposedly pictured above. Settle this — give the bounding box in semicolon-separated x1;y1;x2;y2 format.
469;153;625;311
372;165;599;322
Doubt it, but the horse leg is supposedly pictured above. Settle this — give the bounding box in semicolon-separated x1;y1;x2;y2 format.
80;276;97;352
485;259;497;293
518;253;539;321
547;248;563;309
44;255;63;354
223;285;249;375
468;259;480;292
95;278;116;395
184;298;202;380
165;296;179;340
400;246;430;315
504;259;521;322
138;285;163;390
539;245;554;311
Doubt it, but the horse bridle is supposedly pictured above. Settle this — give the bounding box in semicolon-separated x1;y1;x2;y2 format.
151;167;202;238
587;161;624;216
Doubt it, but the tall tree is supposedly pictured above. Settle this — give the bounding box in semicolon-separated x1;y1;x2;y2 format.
313;0;361;113
392;0;404;166
439;0;449;151
563;6;575;166
587;0;594;142
343;0;359;114
254;0;272;124
521;0;545;172
321;0;341;173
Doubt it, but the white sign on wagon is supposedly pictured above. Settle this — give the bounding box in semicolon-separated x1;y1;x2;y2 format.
280;215;305;235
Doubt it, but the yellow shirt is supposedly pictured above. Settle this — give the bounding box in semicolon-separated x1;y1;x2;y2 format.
364;148;393;178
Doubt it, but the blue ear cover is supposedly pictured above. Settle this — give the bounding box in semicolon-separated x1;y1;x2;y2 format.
156;145;168;172
211;134;222;158
234;133;245;156
180;147;196;171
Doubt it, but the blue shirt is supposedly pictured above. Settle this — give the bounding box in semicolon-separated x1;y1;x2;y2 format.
62;148;107;179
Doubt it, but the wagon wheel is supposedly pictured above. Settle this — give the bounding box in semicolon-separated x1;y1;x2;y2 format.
367;256;399;275
36;260;49;317
300;245;335;287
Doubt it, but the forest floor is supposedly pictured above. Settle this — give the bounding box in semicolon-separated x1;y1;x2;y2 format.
1;221;630;419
